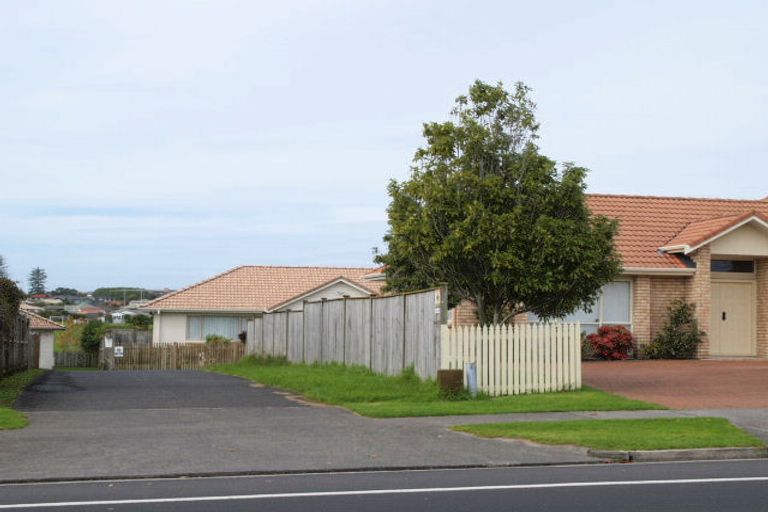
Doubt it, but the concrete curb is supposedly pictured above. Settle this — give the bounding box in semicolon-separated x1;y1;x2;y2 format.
589;446;768;462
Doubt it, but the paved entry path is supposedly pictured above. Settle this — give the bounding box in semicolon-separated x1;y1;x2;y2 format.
584;360;768;409
0;370;595;482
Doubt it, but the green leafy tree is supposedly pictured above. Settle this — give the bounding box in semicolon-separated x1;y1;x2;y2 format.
125;314;152;329
0;278;25;342
80;320;104;354
28;267;47;295
50;287;82;297
0;255;8;279
375;80;621;324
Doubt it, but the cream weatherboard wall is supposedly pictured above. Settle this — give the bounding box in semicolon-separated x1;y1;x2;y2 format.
38;332;55;370
152;313;189;344
710;223;768;257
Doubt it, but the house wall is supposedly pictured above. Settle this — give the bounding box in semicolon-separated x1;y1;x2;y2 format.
632;276;652;347
450;300;479;326
757;258;768;358
276;282;371;311
710;224;768;257
153;313;189;344
37;331;55;370
687;246;712;357
649;276;689;341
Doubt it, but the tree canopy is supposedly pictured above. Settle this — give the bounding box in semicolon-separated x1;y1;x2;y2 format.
0;255;8;279
28;267;47;295
375;80;621;324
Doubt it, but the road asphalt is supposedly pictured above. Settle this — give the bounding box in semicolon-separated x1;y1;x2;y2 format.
1;460;767;511
2;370;767;483
0;371;595;482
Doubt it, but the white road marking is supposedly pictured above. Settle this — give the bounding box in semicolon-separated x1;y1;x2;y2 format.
1;476;767;509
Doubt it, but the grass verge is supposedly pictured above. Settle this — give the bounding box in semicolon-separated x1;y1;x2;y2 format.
0;368;44;430
213;357;664;418
452;417;765;450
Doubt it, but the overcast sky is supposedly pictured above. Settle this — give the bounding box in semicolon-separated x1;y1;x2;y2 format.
1;0;766;291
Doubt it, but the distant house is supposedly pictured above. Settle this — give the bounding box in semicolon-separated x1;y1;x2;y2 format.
19;308;64;369
111;305;151;325
140;266;386;344
63;303;106;321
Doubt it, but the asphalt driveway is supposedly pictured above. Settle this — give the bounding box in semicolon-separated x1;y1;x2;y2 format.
0;370;594;482
584;360;768;409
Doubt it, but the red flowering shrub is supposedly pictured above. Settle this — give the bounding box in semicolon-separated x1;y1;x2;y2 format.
586;326;635;360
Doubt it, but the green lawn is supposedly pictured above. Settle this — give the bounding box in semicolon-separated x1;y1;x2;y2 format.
213;357;664;418
453;418;765;450
0;369;44;430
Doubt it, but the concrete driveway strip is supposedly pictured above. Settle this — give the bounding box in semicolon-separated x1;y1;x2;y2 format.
0;371;595;482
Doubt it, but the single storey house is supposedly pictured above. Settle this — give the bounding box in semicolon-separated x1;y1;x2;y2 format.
19;308;64;369
452;194;768;359
141;266;385;344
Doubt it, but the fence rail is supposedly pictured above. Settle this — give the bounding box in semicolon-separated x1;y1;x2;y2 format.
249;287;447;379
109;343;245;370
440;322;582;396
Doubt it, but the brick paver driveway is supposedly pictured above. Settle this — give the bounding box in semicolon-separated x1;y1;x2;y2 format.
584;360;768;409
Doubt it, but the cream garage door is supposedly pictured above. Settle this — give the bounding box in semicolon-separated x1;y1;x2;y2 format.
710;281;755;356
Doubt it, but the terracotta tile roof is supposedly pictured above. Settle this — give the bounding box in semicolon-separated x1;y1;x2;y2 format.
587;194;768;269
20;310;65;331
662;211;768;251
142;266;387;313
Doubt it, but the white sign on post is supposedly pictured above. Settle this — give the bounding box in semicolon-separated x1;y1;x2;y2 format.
114;346;124;358
104;337;113;348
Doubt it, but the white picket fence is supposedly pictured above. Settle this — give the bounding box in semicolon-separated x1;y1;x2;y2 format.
440;323;582;396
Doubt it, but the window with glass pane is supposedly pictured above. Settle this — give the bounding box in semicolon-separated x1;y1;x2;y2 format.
187;316;248;340
527;281;632;333
711;260;754;273
602;281;631;323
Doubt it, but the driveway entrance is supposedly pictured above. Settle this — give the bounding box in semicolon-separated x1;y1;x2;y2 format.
584;360;768;409
0;370;594;482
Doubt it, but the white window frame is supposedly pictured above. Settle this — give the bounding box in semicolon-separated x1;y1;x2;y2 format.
567;279;633;333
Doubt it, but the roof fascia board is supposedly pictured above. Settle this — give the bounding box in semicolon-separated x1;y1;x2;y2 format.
141;308;263;314
622;267;696;276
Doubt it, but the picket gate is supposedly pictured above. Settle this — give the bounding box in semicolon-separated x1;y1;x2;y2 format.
440;322;582;396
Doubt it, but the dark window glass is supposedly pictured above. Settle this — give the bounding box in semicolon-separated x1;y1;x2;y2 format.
711;260;755;273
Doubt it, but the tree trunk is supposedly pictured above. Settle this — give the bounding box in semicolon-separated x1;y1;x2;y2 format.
475;295;487;325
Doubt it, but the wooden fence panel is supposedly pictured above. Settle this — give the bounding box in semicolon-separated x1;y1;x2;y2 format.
272;312;288;358
286;311;304;363
321;301;345;364
343;298;370;367
441;322;581;396
404;291;438;379
371;295;405;375
244;288;445;378
261;314;275;357
303;302;323;363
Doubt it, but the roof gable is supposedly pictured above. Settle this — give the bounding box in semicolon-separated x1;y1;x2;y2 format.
660;212;768;254
20;310;65;331
141;266;386;313
587;194;768;270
